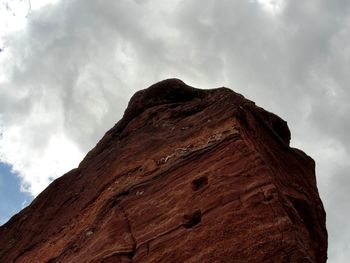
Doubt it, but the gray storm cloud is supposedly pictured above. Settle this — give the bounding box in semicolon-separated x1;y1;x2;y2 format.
0;0;349;261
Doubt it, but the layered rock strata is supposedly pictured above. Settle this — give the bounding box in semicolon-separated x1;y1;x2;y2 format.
0;79;327;262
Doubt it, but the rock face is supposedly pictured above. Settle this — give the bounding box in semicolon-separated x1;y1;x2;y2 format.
0;79;327;262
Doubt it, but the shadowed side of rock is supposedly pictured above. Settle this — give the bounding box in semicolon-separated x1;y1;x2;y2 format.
0;79;327;263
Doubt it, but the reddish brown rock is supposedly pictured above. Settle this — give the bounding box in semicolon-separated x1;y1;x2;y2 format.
0;79;327;262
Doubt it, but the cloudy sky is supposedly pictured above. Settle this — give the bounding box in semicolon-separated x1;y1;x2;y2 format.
0;0;349;261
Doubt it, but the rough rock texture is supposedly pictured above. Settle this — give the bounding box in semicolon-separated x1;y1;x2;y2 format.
0;79;327;262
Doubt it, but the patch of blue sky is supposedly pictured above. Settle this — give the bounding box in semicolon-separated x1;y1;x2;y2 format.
0;162;33;225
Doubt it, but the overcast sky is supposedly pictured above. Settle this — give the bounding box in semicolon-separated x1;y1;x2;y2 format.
0;0;349;262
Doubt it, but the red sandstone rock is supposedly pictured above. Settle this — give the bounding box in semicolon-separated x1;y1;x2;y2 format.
0;79;327;262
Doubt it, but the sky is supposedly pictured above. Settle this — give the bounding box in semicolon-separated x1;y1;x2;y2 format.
0;162;32;224
0;0;349;261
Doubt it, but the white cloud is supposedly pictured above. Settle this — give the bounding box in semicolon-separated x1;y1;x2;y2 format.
255;0;286;15
0;1;27;47
0;0;349;261
30;0;60;10
0;118;83;195
0;0;59;46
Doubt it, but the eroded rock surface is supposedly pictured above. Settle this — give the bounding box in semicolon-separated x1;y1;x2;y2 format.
0;79;327;262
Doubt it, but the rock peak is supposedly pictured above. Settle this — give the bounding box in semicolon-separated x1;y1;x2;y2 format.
131;78;199;104
114;79;233;139
123;78;203;124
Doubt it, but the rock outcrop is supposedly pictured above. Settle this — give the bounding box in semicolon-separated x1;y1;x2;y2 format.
0;79;327;262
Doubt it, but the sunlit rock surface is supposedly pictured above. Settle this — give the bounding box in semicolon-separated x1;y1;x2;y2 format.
0;79;327;262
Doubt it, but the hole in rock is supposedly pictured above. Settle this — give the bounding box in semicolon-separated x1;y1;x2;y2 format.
265;194;274;202
191;176;208;191
183;209;202;228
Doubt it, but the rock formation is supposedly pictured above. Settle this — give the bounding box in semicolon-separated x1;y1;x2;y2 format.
0;79;327;262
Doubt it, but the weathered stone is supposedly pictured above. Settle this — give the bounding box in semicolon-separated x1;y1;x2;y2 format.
0;79;327;262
